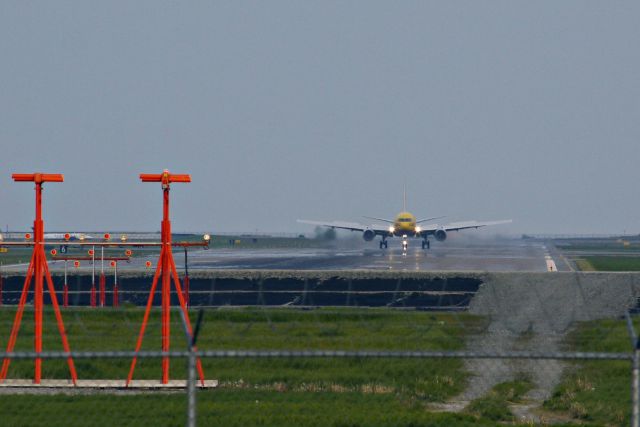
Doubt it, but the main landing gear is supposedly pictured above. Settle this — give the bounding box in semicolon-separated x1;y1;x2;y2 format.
379;239;388;249
421;239;430;250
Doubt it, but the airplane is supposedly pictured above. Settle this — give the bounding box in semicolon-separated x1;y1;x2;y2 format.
298;189;511;251
44;233;93;241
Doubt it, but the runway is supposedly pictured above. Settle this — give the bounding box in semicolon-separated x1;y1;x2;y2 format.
1;237;553;274
172;238;550;272
0;239;562;308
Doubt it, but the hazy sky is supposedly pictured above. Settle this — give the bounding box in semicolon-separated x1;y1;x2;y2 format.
0;1;638;234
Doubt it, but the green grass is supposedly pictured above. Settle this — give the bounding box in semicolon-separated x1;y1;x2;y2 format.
3;306;627;426
0;307;484;400
0;247;34;265
555;241;640;253
576;256;640;272
544;317;633;425
0;389;545;427
465;376;534;422
0;307;498;426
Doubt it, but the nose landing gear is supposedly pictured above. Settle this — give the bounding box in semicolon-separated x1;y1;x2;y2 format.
402;235;408;253
379;239;388;249
421;239;430;250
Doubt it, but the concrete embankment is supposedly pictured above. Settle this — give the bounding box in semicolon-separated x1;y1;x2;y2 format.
1;270;639;315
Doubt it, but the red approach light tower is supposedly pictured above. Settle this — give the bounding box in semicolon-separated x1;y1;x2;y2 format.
0;173;78;384
127;170;204;386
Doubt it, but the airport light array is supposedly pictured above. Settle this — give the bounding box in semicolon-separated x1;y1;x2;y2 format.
0;170;208;386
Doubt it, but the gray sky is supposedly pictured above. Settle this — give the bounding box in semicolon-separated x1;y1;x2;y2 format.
0;1;638;234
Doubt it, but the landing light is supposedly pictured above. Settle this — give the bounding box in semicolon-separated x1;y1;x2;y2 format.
388;226;395;233
79;234;86;241
415;226;422;233
203;234;211;242
120;234;128;243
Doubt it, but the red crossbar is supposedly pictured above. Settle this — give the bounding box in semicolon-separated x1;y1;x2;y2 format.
139;170;190;184
12;173;64;183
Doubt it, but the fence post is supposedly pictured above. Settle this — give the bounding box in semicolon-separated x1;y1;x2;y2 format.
181;309;203;427
187;344;197;427
634;349;639;427
625;311;639;427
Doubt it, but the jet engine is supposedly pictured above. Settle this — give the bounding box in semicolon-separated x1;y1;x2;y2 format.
434;228;447;242
362;229;376;241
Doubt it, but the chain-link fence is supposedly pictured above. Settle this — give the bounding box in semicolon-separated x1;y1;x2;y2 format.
0;271;640;426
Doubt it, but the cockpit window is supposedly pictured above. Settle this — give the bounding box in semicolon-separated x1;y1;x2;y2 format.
398;218;412;223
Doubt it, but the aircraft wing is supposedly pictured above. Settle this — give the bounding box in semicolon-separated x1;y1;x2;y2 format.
419;219;512;236
362;216;394;224
297;219;392;236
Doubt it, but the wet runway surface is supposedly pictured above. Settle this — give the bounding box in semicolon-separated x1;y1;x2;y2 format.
1;239;554;308
5;238;552;273
175;239;549;272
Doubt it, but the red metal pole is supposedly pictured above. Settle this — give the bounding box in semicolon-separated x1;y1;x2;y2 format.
126;254;163;386
0;173;77;384
161;186;171;383
183;274;189;309
43;255;77;385
169;255;205;385
63;260;68;308
91;246;96;307
0;257;35;381
113;262;119;308
90;285;96;307
99;247;105;307
128;170;205;385
34;182;44;383
99;273;106;307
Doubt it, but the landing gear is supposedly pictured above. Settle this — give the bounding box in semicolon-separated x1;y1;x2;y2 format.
379;239;388;249
421;239;430;250
402;235;408;252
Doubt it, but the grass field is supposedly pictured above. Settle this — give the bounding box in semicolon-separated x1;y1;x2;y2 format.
0;306;629;426
0;390;566;427
575;256;640;271
544;317;634;425
0;307;495;426
555;241;640;253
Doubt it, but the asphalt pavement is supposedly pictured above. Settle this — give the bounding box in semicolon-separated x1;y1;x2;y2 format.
169;238;549;271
